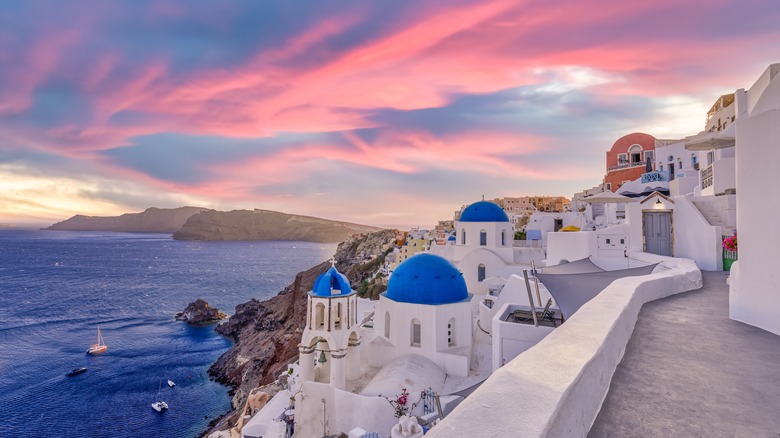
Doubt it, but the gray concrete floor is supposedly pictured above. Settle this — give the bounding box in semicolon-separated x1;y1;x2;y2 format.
589;271;780;438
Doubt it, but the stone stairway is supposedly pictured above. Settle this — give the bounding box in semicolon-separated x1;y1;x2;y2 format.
692;200;735;235
692;200;725;226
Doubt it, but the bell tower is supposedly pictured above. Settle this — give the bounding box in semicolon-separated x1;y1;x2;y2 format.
298;262;360;389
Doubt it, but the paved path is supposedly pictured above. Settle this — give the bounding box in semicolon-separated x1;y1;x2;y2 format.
589;271;780;438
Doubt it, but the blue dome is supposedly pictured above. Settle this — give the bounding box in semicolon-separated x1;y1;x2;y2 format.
459;200;509;222
311;266;353;297
386;253;468;305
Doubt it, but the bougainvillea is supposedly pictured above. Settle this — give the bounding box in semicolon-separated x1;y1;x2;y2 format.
722;235;737;252
380;388;420;418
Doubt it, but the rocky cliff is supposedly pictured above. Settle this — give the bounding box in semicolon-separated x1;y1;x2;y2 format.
44;206;208;233
173;209;382;243
205;229;397;433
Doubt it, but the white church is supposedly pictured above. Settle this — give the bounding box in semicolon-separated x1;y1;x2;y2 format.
429;199;544;296
288;252;491;438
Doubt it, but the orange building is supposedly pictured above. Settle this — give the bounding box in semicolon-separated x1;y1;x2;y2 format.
604;132;656;192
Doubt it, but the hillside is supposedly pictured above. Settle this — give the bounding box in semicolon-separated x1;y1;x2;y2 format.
173;209;382;243
44;206;208;233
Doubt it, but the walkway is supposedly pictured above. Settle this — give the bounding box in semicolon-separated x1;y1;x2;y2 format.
589;271;780;437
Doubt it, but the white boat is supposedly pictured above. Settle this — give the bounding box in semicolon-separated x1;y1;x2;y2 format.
86;326;107;354
151;380;168;412
167;380;175;387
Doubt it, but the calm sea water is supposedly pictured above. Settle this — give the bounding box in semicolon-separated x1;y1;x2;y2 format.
0;230;336;437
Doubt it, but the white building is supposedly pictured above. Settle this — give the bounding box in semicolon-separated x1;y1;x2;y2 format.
430;200;544;296
368;253;473;376
729;62;780;335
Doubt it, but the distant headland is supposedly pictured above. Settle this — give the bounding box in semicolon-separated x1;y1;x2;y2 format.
44;207;383;243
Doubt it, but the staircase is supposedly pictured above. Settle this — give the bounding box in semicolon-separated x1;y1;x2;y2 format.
692;200;735;234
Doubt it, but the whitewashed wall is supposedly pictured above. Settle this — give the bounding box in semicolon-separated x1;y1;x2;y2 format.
625;196;721;270
730;80;780;335
295;382;402;438
369;298;472;376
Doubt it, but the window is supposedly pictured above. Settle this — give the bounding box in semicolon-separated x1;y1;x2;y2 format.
384;311;390;338
628;144;643;163
448;318;456;347
644;151;654;162
617;153;628;165
660;164;664;172
478;264;486;282
707;151;714;165
501;230;506;246
479;230;487;246
335;302;342;329
461;229;466;245
315;303;325;329
606;183;612;191
411;319;421;347
691;154;698;167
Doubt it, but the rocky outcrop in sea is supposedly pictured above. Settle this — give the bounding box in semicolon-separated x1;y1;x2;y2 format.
176;299;228;324
205;229;397;434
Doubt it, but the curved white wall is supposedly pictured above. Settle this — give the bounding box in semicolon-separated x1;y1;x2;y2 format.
426;252;702;437
730;105;780;335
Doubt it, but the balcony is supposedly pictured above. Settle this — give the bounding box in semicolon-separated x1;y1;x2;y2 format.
701;165;714;190
640;171;669;183
607;161;646;172
699;157;736;196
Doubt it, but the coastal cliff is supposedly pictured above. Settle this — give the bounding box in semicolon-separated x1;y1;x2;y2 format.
173;209;382;243
206;229;397;433
44;206;208;233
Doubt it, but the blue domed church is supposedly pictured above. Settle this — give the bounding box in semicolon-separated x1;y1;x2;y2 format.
429;199;518;296
367;253;474;377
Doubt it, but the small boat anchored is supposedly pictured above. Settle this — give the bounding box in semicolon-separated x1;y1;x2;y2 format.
167;380;175;387
86;326;107;355
66;367;87;376
151;380;169;412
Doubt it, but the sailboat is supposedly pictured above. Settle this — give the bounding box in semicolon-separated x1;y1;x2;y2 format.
151;380;169;412
86;327;107;354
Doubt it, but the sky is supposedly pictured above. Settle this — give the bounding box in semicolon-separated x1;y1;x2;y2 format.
1;0;779;228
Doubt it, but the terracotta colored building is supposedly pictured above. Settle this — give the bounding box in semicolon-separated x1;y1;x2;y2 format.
604;132;656;192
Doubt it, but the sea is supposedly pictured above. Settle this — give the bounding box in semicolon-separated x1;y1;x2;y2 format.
0;230;337;437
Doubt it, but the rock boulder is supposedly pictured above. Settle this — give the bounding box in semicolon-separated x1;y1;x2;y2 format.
176;299;228;324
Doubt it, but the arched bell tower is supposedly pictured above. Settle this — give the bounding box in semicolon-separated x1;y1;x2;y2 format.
298;262;360;389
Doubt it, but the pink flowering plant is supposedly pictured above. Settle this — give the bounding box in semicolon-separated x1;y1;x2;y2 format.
380;388;420;418
722;234;738;252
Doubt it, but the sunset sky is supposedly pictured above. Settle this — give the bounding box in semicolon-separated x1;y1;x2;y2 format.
1;0;779;227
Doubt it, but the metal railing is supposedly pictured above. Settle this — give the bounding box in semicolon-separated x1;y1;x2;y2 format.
641;171;668;183
701;164;714;189
607;161;646;171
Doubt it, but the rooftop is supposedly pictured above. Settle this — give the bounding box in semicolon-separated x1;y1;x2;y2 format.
589;271;780;436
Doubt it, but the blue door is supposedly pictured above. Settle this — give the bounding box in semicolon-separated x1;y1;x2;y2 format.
644;212;672;256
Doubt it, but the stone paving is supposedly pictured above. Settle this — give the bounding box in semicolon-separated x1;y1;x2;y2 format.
589;271;780;438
